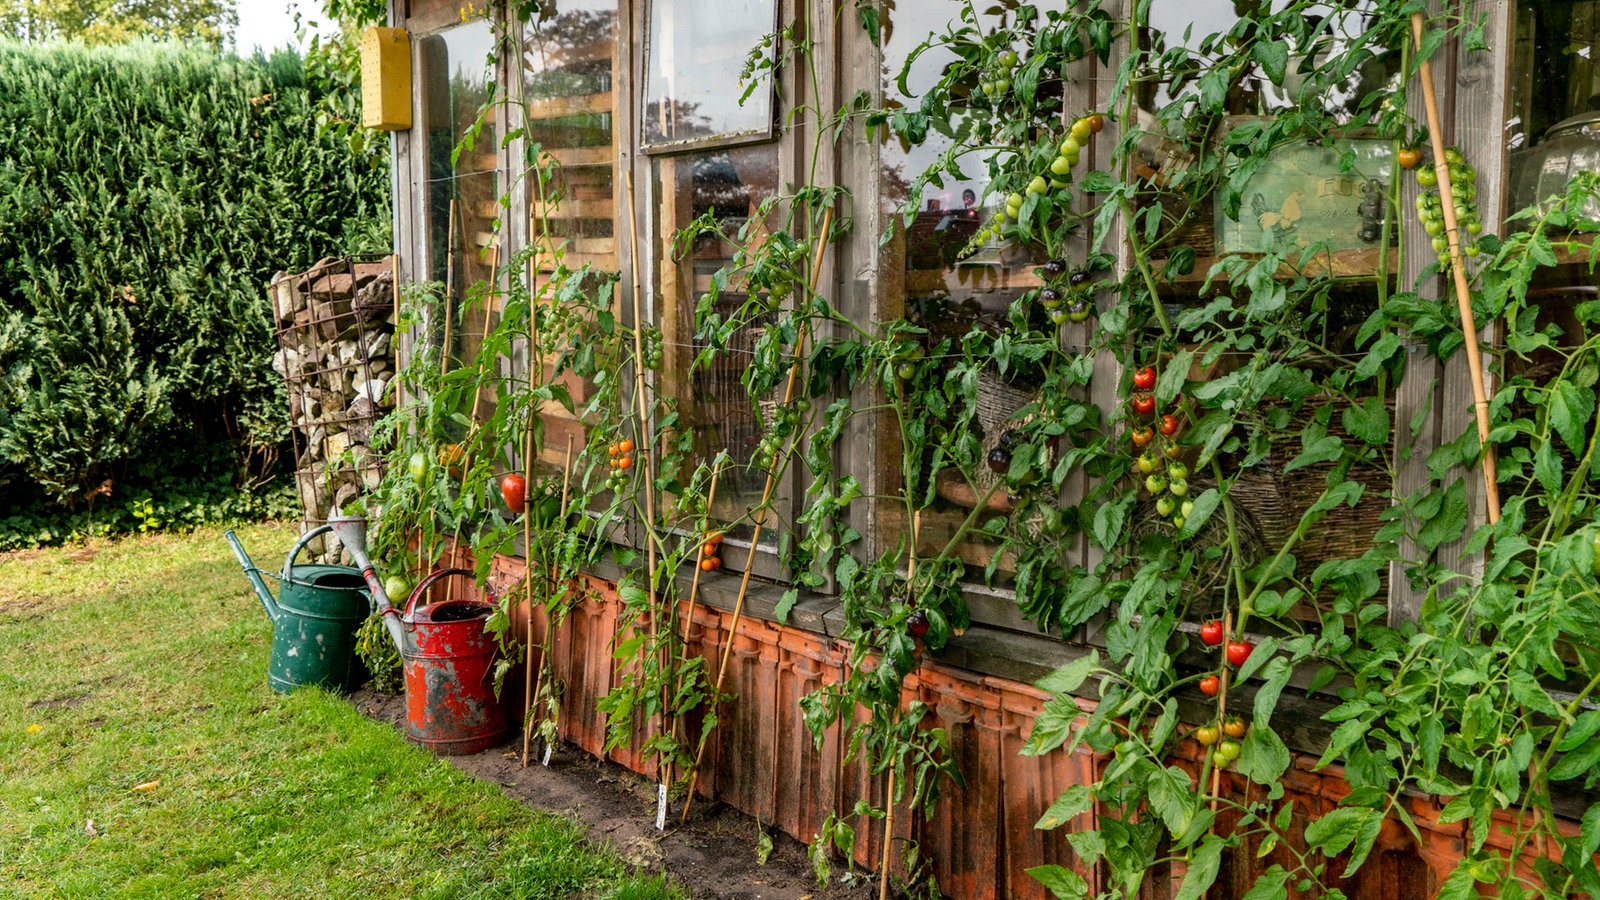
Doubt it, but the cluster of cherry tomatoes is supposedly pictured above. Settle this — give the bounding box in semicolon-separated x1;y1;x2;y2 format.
1401;145;1483;266
1127;366;1194;528
605;438;635;491
1036;258;1094;325
1195;620;1256;768
1192;715;1249;769
641;323;664;370
699;529;724;572
753;402;805;471
976;113;1105;246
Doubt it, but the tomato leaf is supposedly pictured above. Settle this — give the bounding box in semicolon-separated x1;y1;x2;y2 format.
1173;834;1225;900
1341;395;1390;445
1240;865;1290;900
1548;381;1595;453
1035;785;1094;831
1027;864;1089;900
1305;806;1379;859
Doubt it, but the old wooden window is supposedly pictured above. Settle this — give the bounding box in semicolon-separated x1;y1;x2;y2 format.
874;0;1060;632
418;17;500;373
520;0;620;469
641;0;777;150
652;143;788;572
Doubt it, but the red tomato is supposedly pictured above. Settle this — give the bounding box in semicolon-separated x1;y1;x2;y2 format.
1199;675;1220;696
1131;426;1154;448
1159;414;1181;437
1131;393;1155;415
1200;620;1224;646
501;474;527;513
1227;641;1254;667
1132;366;1156;391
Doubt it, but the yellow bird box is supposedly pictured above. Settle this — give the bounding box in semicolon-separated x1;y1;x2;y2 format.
360;27;411;131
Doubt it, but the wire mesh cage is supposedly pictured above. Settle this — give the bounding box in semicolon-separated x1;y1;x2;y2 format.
268;255;398;560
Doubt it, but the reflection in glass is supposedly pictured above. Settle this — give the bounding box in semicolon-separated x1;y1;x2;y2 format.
655;144;781;544
524;0;618;271
420;19;498;371
1511;2;1600;151
880;0;1050;573
1140;1;1394;124
642;0;774;147
522;0;620;470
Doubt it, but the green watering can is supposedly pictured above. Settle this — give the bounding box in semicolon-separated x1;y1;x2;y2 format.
225;525;372;694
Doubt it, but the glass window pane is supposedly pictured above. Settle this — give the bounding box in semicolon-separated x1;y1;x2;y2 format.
642;0;774;147
419;19;499;370
655;144;783;548
522;0;620;468
880;0;1050;577
1140;1;1391;122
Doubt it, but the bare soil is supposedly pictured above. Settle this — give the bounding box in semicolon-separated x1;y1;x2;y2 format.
350;689;878;900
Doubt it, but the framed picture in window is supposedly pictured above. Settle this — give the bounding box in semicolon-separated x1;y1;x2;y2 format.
641;0;778;152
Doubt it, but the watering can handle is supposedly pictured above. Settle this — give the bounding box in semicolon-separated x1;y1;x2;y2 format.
283;523;338;577
403;567;500;616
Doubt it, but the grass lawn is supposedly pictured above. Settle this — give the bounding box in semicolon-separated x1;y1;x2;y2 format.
0;521;681;899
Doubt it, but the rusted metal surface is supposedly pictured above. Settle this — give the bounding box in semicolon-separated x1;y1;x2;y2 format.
400;569;508;756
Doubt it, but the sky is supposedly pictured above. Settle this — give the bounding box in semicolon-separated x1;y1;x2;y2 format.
234;1;337;56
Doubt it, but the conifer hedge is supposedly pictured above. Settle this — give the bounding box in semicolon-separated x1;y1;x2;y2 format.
0;39;389;538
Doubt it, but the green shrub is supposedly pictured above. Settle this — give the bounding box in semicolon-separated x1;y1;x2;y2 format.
0;39;389;532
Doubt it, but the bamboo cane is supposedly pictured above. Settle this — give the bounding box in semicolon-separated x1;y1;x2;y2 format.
521;396;538;765
443;278;502;602
880;511;919;900
524;436;575;765
682;207;835;822
664;463;722;796
621;169;671;790
1410;12;1501;524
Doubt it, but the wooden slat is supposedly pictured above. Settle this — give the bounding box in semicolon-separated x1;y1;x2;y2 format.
525;91;612;120
542;145;613;167
531;196;615;220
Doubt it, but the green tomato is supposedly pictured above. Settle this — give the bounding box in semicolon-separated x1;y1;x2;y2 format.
1071;118;1093;142
1137;452;1159;475
1145;473;1167;494
1180;500;1195;518
383;574;412;604
1166;461;1189;480
1156;495;1176;517
407;452;427;481
1168;476;1189;497
1417;166;1438;188
1218;740;1242;761
1027;175;1049;195
997;50;1018;68
1060;135;1082;157
1050;156;1072;176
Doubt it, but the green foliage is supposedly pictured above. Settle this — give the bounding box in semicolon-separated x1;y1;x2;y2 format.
370;3;1600;898
0;39;388;526
0;0;237;46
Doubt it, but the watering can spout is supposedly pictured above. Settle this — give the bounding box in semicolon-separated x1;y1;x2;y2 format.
328;515;408;654
224;529;281;624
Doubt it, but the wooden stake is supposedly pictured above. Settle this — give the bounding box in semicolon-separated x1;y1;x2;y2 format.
1410;12;1501;524
621;169;671;789
521;397;539;765
881;511;918;900
664;462;722;795
682;207;835;822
